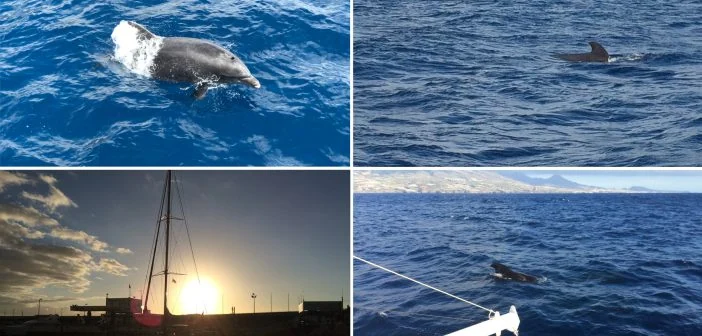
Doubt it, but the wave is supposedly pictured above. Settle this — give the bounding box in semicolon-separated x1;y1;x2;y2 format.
111;20;162;78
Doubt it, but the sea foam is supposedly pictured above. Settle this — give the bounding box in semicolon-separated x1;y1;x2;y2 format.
111;20;163;77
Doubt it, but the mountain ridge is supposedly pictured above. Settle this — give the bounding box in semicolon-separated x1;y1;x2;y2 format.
354;171;667;194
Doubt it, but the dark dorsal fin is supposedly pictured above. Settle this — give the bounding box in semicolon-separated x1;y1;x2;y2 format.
127;21;156;40
589;41;608;58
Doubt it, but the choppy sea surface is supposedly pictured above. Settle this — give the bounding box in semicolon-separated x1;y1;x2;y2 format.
354;0;702;166
354;193;702;335
0;0;349;166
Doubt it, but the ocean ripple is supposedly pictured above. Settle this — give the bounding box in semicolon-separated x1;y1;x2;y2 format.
354;193;702;335
354;0;702;166
0;0;349;166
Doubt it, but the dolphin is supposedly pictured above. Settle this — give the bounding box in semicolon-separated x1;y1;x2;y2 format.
491;262;538;283
553;41;610;63
114;21;260;99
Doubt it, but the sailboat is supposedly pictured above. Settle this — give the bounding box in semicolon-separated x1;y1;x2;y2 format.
133;171;202;335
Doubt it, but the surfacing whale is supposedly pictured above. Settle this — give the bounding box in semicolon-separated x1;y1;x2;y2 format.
491;262;538;283
554;41;609;63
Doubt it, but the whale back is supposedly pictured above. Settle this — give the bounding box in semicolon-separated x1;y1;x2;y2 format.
589;41;608;59
491;262;511;274
491;262;538;282
554;41;610;62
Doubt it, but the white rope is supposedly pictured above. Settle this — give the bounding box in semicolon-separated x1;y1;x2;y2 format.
354;256;495;314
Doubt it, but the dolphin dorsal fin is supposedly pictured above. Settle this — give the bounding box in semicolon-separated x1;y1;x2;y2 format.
589;41;608;57
127;21;156;40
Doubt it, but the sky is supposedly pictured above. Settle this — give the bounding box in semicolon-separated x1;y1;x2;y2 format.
0;170;349;316
522;170;702;192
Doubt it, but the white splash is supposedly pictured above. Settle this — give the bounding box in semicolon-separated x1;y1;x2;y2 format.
111;20;163;77
609;53;645;63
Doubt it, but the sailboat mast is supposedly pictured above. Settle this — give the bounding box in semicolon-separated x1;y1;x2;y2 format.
164;170;172;321
144;173;168;313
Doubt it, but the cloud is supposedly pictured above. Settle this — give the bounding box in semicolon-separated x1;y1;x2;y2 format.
0;221;46;243
0;204;59;227
0;204;110;252
22;174;77;212
38;175;57;185
0;234;93;296
0;172;31;191
115;247;133;254
95;258;130;276
0;219;107;306
0;173;131;309
49;227;109;252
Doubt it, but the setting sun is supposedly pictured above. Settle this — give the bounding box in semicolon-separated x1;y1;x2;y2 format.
0;171;349;335
179;277;220;315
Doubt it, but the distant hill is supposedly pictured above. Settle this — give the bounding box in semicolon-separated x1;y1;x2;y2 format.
498;172;587;189
354;171;622;194
626;186;659;192
354;171;677;194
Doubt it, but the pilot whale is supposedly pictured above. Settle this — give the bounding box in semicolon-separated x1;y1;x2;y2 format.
554;41;610;63
491;262;538;283
112;21;260;99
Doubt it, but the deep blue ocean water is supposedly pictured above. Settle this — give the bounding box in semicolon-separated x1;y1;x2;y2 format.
0;0;349;166
354;0;702;166
354;193;702;335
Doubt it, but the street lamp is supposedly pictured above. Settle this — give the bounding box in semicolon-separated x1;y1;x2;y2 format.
251;293;257;314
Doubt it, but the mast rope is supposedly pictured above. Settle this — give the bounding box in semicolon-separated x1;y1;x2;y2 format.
354;256;495;314
174;172;207;314
143;172;168;310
